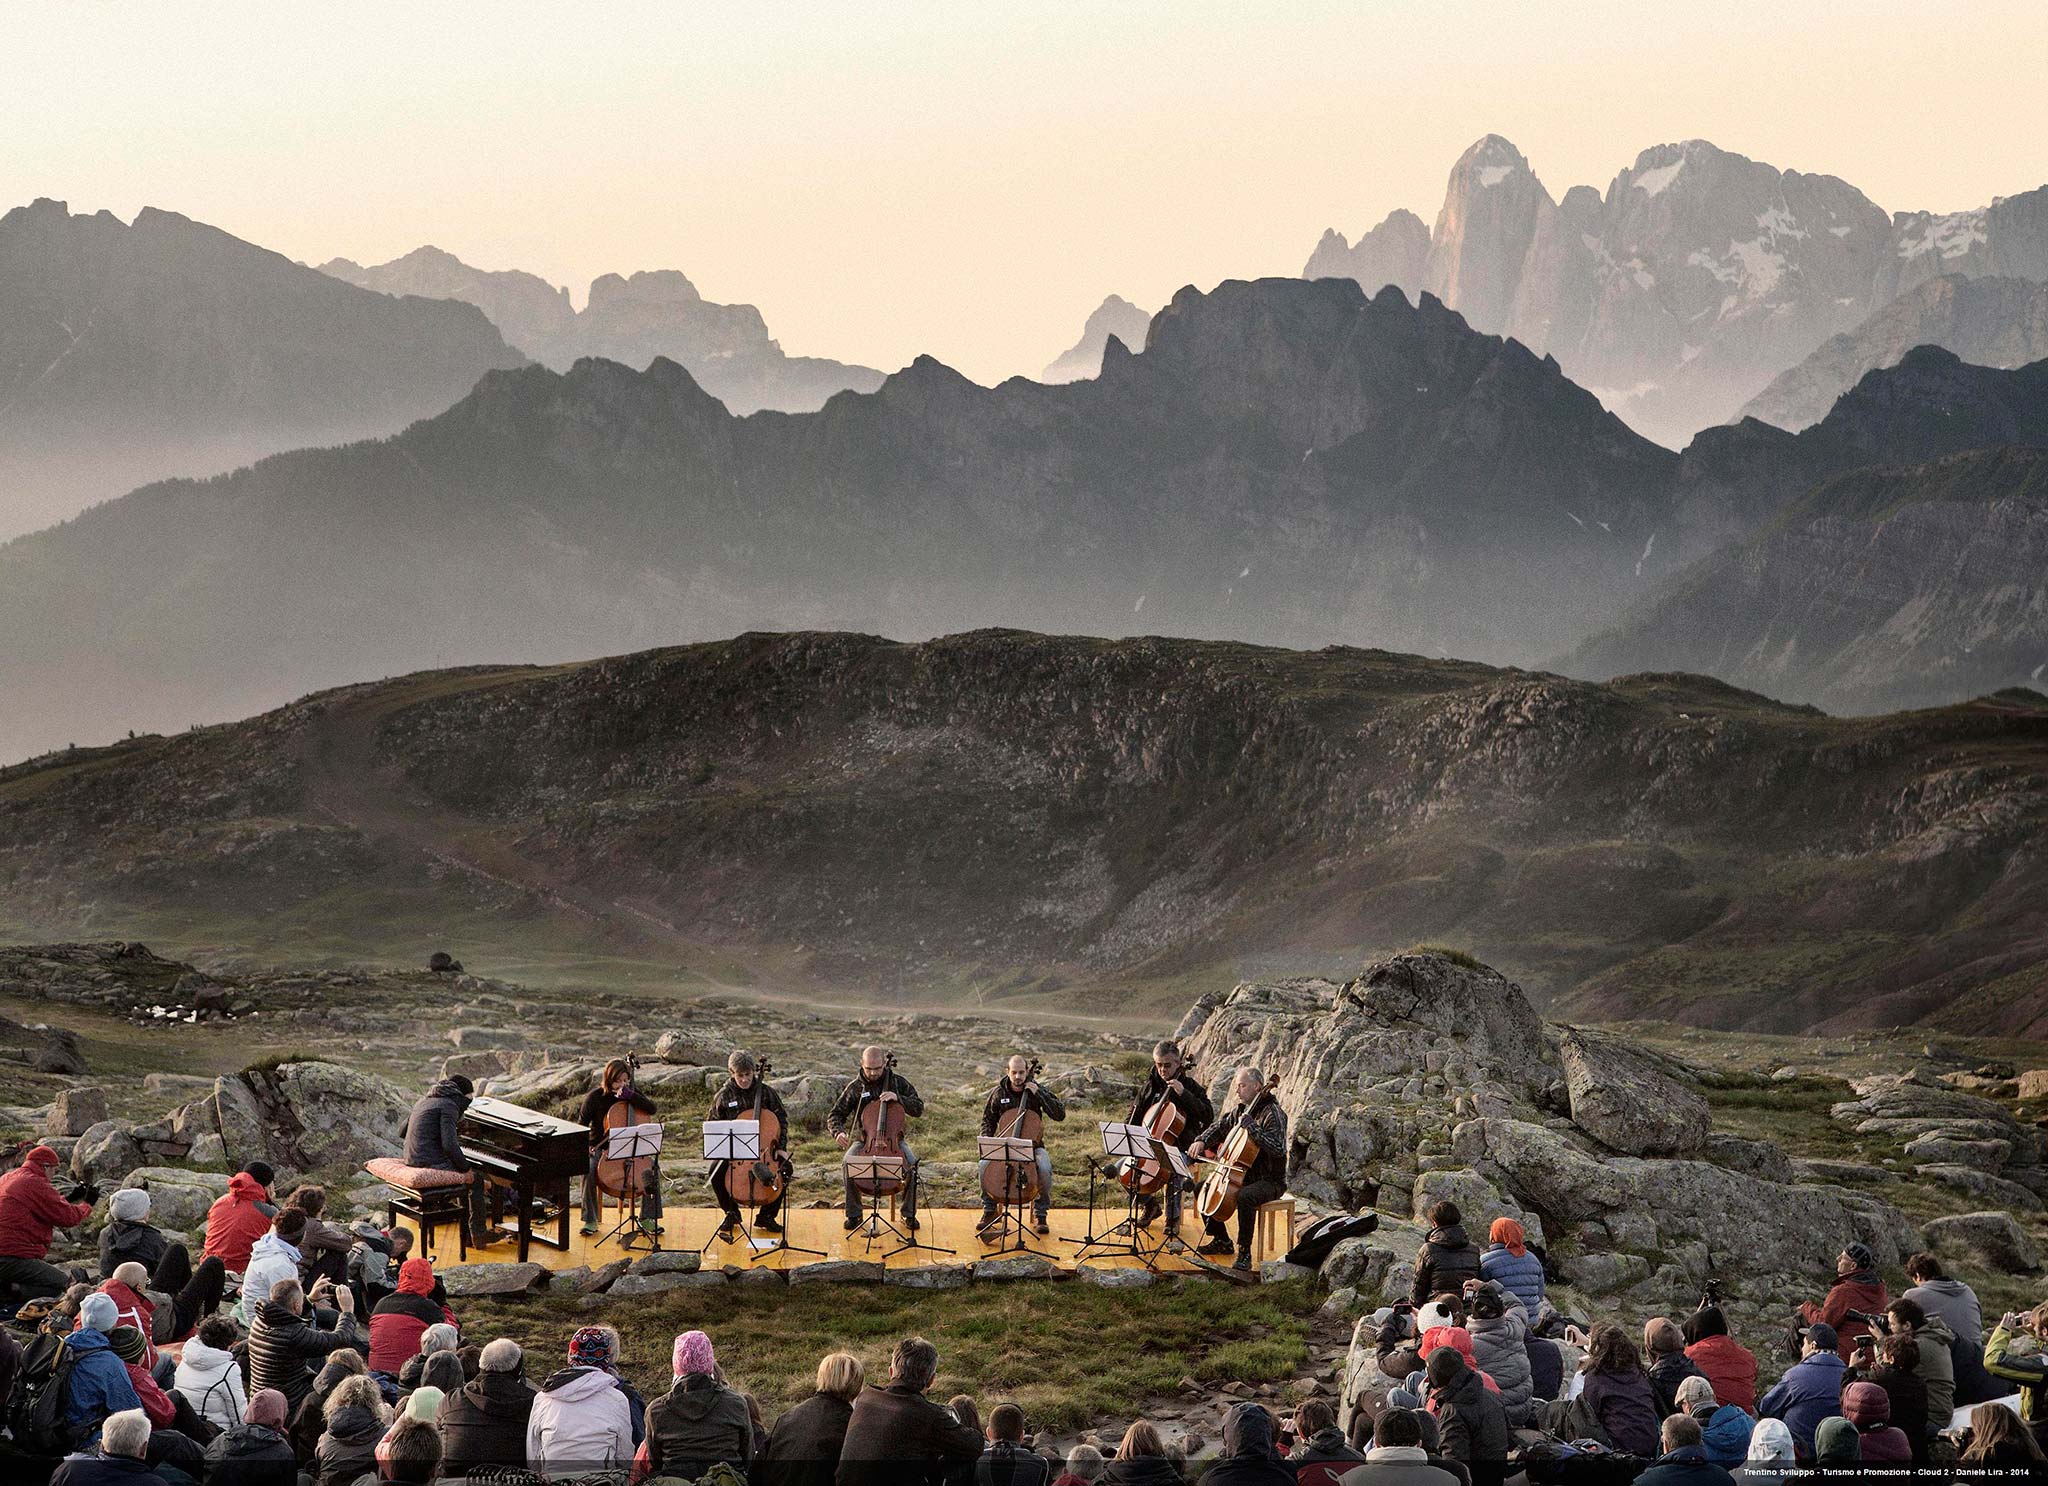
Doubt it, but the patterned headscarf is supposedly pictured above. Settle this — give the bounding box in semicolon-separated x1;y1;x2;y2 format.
1489;1217;1527;1257
674;1329;715;1377
569;1325;618;1372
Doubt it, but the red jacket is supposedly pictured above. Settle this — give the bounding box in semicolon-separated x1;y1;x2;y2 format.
125;1360;177;1428
98;1280;158;1369
0;1148;93;1259
1685;1333;1758;1411
366;1258;455;1374
203;1172;273;1271
1800;1274;1890;1359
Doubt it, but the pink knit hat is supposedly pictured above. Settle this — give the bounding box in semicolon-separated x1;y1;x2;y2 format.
675;1329;715;1377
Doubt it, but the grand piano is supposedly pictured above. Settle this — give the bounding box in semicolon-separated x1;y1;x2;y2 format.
459;1096;588;1263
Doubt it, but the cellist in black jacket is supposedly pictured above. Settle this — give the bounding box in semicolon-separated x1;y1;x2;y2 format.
706;1049;793;1240
1110;1039;1213;1239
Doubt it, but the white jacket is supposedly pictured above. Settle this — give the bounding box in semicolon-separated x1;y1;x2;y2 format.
527;1366;634;1478
174;1336;250;1433
237;1230;303;1320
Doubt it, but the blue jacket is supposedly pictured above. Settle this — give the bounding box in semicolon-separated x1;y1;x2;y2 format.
62;1329;143;1438
1758;1350;1845;1457
1700;1403;1753;1466
1479;1243;1545;1316
1631;1444;1736;1486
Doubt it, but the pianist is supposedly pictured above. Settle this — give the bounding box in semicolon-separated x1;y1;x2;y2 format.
403;1075;496;1245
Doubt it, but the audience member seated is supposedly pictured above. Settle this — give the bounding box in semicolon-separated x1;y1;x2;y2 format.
314;1374;388;1486
1681;1306;1756;1412
1674;1374;1750;1468
289;1350;367;1462
1844;1331;1926;1463
1960;1400;2047;1469
975;1401;1051;1486
1643;1317;1706;1418
1756;1323;1844;1460
171;1315;248;1435
1794;1242;1887;1360
528;1325;638;1478
97;1189;170;1281
248;1278;362;1413
1204;1403;1293;1486
1425;1348;1508;1486
381;1413;443;1486
0;1145;96;1300
837;1336;984;1486
1462;1285;1532;1427
200;1164;275;1275
367;1257;455;1377
1633;1413;1735;1486
1881;1296;1952;1439
1810;1415;1860;1473
50;1408;164;1486
1575;1323;1660;1458
1055;1442;1105;1486
282;1185;354;1285
1984;1302;2048;1438
1734;1417;1795;1484
639;1328;754;1481
65;1294;144;1447
436;1336;535;1475
757;1350;863;1486
199;1387;295;1486
1101;1421;1184;1486
1408;1203;1481;1306
1901;1250;1981;1345
1335;1408;1461;1486
1286;1397;1364;1484
1839;1379;1910;1464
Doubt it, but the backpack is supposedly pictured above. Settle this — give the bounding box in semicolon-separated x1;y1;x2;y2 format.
1285;1212;1380;1269
9;1330;81;1455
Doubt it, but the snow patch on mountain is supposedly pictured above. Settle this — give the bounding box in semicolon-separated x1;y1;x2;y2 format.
1899;210;1990;261
1634;159;1685;198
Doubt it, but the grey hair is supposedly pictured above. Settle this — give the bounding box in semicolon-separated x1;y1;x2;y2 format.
728;1050;758;1075
1065;1443;1106;1480
479;1338;522;1372
102;1409;152;1459
891;1336;939;1392
420;1322;459;1354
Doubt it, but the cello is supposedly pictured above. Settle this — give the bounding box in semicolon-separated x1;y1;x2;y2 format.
593;1053;655;1205
722;1056;785;1209
979;1058;1044;1210
1195;1077;1270;1225
1119;1052;1197;1197
846;1053;907;1198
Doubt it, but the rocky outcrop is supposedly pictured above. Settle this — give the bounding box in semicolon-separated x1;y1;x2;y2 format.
1923;1211;2043;1274
1302;210;1429;300
1180;953;1922;1308
1041;295;1153;384
166;1062;414;1175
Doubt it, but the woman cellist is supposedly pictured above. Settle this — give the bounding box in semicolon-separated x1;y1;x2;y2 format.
707;1049;793;1241
1190;1067;1288;1272
577;1057;663;1238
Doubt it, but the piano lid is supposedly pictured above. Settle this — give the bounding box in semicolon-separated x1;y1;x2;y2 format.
464;1095;588;1139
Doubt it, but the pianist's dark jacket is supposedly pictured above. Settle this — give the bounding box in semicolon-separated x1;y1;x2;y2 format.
405;1078;474;1172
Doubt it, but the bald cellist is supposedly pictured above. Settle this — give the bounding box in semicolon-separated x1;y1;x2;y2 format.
827;1046;924;1233
1110;1039;1213;1240
706;1049;792;1241
976;1055;1066;1237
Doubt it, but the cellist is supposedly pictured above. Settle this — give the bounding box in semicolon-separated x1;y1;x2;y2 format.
976;1055;1066;1237
1111;1039;1213;1239
1191;1067;1288;1271
826;1045;924;1232
706;1049;792;1241
576;1058;663;1239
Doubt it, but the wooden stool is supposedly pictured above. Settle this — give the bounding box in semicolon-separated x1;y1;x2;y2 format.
1255;1197;1296;1262
365;1159;470;1261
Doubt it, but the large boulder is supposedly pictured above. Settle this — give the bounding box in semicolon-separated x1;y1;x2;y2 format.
71;1121;144;1184
119;1168;231;1232
1557;1029;1708;1156
1925;1212;2043;1274
45;1088;108;1137
171;1063;411;1174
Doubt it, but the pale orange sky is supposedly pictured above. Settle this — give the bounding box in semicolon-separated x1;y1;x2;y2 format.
9;1;2047;385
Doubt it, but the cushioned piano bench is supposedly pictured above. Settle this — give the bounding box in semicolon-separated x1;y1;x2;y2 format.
365;1158;470;1260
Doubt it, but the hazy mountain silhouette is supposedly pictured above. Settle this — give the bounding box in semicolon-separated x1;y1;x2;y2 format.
0;277;1700;761
0;200;525;538
1041;294;1154;382
320;247;884;414
1306;136;2048;448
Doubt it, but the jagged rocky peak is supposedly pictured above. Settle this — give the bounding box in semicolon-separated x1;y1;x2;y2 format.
586;267;705;308
1041;293;1154;383
1301;207;1430;296
1426;134;1554;333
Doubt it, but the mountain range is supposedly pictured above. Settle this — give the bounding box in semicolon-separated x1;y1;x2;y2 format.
3;629;2043;1036
0;199;525;539
1305;135;2048;447
1041;294;1154;383
319;246;884;414
9;271;2048;762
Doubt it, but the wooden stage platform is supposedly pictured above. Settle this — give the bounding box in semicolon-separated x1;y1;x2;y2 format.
398;1205;1278;1277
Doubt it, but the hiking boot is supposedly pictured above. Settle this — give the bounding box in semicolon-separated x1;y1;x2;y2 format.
843;1214;862;1232
1033;1215;1051;1236
976;1216;1001;1243
715;1219;741;1243
1197;1234;1234;1257
579;1221;601;1237
1233;1251;1253;1273
638;1219;664;1237
1135;1195;1163;1229
755;1216;783;1234
904;1215;921;1232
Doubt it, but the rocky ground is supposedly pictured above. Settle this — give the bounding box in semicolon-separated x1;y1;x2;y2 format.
5;940;2047;1459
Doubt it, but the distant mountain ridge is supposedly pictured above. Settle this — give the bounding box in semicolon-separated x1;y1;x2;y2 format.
0;276;1702;760
1740;276;2048;431
1041;294;1154;383
320;246;885;414
0;199;525;538
1305;135;2048;447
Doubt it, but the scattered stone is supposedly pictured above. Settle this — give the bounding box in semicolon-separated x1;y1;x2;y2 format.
33;1029;88;1076
142;1073;215;1100
884;1263;973;1290
2017;1070;2048;1102
441;1262;548;1298
653;1031;718;1066
628;1250;702;1276
973;1256;1055;1282
428;953;464;974
71;1121;143;1184
1925;1212;2043;1274
44;1087;108;1137
1321;1240;1394;1298
1073;1265;1155;1289
1914;1166;2044;1212
578;1259;631;1296
787;1261;885;1286
610;1270;727;1296
1558;1029;1708;1157
448;1026;521;1050
1258;1260;1316;1285
1904;1135;2012;1171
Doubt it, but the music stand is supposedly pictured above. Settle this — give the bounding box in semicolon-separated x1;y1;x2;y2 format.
701;1122;823;1261
1068;1122;1175;1269
975;1135;1054;1259
843;1153;953;1260
597;1122;665;1253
